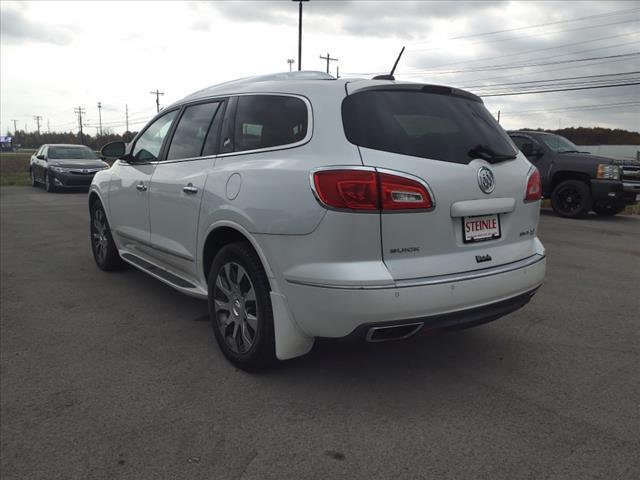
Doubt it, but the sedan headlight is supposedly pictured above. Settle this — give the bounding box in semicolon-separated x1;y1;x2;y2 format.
49;166;67;173
596;164;621;180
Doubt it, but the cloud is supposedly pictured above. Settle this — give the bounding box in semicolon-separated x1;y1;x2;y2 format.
0;7;73;45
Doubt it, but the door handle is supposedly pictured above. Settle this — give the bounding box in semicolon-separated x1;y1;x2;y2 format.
183;183;198;194
136;182;147;192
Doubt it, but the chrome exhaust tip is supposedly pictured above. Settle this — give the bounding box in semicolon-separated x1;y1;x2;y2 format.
365;322;424;343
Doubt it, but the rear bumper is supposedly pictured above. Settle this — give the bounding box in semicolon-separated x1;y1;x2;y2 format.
283;253;546;338
343;287;539;341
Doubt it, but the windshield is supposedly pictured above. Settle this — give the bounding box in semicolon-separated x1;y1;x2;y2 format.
342;89;516;164
539;134;581;153
48;146;98;160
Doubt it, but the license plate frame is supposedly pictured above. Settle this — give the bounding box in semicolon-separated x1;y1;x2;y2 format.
462;214;501;244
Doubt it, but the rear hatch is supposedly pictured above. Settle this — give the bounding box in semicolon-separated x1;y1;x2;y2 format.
343;83;540;280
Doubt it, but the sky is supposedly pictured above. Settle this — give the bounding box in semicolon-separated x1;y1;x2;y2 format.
1;0;638;135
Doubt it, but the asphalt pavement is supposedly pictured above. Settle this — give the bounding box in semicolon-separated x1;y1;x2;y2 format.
1;186;639;480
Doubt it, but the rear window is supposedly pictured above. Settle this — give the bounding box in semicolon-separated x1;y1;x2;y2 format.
48;146;98;160
234;95;308;152
342;90;516;164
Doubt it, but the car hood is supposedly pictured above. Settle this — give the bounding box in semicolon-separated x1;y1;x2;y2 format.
48;159;108;169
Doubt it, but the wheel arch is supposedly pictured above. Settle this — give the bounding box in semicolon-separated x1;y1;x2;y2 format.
550;171;591;192
201;222;275;287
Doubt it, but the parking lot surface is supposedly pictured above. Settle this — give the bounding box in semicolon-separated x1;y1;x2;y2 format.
1;186;639;480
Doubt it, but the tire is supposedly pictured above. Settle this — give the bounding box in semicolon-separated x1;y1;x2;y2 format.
208;241;276;371
592;203;626;217
30;169;38;187
90;200;125;271
551;180;592;218
44;171;55;193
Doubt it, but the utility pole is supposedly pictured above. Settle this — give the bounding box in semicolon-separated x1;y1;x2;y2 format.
497;110;501;124
33;115;43;135
125;104;129;132
294;0;308;70
150;89;164;113
11;119;18;134
97;101;103;136
74;106;86;144
287;58;295;72
336;65;340;79
319;52;338;74
47;119;51;133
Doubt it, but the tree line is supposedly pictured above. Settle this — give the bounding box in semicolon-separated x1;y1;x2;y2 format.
6;130;139;151
519;127;640;145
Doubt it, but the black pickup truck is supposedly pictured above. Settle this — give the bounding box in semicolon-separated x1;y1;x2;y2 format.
509;131;640;218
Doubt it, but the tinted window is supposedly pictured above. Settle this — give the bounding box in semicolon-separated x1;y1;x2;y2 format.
511;136;535;151
342;90;516;164
167;102;221;160
132;110;178;162
234;95;308;152
48;146;98;160
538;134;580;153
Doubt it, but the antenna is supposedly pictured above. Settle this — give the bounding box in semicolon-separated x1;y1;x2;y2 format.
373;46;405;81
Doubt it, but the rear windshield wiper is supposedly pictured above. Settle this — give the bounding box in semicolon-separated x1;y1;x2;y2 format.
468;144;517;162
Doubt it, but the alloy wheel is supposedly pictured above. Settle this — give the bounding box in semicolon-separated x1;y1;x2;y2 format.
92;208;109;264
213;262;258;354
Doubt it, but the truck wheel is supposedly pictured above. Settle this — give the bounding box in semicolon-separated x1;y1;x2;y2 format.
551;180;592;218
592;203;626;216
90;201;125;271
208;241;276;371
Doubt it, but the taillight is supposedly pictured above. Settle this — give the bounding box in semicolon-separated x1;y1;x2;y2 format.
525;168;541;202
312;168;433;211
379;172;433;210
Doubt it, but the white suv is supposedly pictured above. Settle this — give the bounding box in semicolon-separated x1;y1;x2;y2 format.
90;71;546;370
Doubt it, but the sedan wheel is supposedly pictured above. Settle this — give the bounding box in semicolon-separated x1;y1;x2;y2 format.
44;172;55;192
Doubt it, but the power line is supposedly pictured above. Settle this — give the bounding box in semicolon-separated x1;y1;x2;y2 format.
407;6;640;46
408;32;640;73
395;52;640;76
33;115;42;135
410;17;639;54
97;102;103;136
319;52;338;74
74;107;86;144
463;71;640;89
501;101;640;115
479;81;640;97
150;89;164;113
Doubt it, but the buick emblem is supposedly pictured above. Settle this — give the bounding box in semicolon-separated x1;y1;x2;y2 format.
477;167;495;194
82;169;88;173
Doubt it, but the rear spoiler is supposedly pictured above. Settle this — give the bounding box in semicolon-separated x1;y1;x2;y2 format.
345;83;483;103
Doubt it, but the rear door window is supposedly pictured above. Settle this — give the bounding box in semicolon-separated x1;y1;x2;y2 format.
166;101;222;160
233;95;308;152
342;89;516;164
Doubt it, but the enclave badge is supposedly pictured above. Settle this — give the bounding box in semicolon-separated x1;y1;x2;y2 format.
477;167;495;194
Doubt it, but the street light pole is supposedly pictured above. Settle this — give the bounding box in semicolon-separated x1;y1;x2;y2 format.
294;0;309;71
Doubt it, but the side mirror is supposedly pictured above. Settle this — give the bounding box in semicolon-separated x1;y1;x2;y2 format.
101;141;127;159
36;154;46;160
